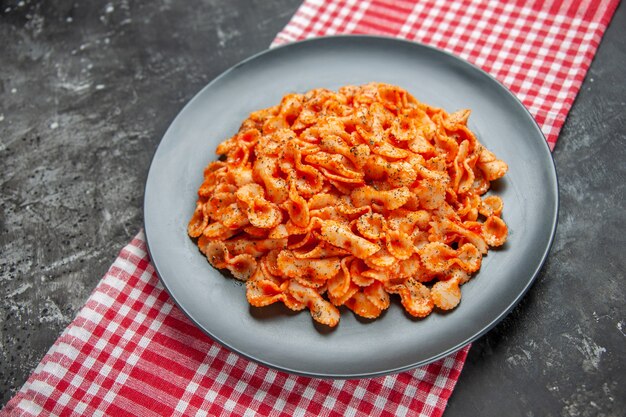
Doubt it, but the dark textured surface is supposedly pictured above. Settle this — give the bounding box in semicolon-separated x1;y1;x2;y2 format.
445;3;626;417
0;0;624;415
0;0;301;404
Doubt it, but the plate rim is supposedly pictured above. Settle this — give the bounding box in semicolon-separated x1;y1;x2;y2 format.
143;34;559;379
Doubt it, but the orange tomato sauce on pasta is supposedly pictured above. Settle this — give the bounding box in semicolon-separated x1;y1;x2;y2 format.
188;83;508;327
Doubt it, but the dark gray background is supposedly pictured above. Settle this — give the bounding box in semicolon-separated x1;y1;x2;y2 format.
1;0;624;415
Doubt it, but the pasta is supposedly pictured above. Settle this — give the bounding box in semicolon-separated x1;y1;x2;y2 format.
188;83;508;327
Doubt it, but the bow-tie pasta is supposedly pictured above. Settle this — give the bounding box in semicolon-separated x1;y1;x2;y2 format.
188;83;508;327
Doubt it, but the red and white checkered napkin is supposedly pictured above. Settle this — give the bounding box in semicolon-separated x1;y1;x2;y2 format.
2;1;618;416
3;235;469;417
274;0;619;150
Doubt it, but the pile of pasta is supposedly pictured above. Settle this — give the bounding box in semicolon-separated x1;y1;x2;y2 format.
188;83;508;327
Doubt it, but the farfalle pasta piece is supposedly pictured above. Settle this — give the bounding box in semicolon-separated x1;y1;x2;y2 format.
201;222;238;240
283;183;310;228
418;242;482;274
413;177;447;210
227;257;257;281
188;82;508;327
479;195;504;217
482;215;508;247
430;218;488;254
308;192;342;210
431;273;463;310
243;225;270;238
451;140;477;195
363;281;390;311
280;140;325;197
261;249;283;277
327;258;356;305
349;259;376;287
345;292;383;319
433;122;460;162
223;237;287;257
217;203;249;229
457;194;481;221
431;267;472;311
277;250;341;283
365;248;397;270
305;152;364;182
359;135;411;162
388;255;423;280
288;281;340;327
385;229;414;260
336;201;370;217
188;201;208;238
253;155;289;204
319;136;370;169
293;240;350;259
205;189;237;219
319;220;381;259
363;155;417;187
387;209;430;233
203;241;257;281
376;83;416;111
351;185;411;211
246;267;285;307
235;183;282;229
356;212;386;240
399;278;434;318
477;146;508;181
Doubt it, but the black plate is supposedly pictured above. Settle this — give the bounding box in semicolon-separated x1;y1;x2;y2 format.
144;36;558;378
